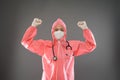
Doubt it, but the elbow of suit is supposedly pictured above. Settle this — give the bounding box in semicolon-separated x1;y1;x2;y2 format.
21;41;29;49
89;42;96;52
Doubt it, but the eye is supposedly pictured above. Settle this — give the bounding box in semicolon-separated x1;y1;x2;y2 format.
54;28;64;31
55;28;59;31
60;28;64;31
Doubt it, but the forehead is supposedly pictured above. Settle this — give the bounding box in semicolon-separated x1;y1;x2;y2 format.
54;25;64;29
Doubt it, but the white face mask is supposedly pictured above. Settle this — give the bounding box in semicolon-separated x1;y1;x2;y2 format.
54;30;64;40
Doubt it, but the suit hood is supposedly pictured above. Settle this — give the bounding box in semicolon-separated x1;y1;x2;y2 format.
51;18;67;45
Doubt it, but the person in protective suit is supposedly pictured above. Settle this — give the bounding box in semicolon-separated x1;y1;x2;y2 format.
21;18;96;80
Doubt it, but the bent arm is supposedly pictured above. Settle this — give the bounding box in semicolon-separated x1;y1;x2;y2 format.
21;26;44;56
72;29;96;56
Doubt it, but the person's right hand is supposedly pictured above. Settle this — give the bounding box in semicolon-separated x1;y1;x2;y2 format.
31;18;42;27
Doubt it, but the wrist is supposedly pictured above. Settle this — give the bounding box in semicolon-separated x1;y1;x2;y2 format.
81;26;88;30
31;24;36;27
31;23;37;27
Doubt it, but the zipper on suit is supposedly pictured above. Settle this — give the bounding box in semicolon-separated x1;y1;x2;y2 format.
56;41;60;80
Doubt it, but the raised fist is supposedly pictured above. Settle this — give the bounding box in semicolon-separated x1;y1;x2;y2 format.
31;18;42;27
77;21;88;30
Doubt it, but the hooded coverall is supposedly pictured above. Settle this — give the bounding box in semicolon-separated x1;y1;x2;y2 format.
21;18;96;80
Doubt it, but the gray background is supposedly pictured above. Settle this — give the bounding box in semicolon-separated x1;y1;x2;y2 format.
0;0;120;80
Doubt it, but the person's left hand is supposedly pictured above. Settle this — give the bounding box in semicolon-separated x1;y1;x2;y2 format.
77;21;88;30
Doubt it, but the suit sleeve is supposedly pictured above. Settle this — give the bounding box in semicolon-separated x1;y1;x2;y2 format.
72;29;96;56
21;26;44;56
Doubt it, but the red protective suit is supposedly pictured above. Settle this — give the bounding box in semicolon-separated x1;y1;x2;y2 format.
21;18;96;80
